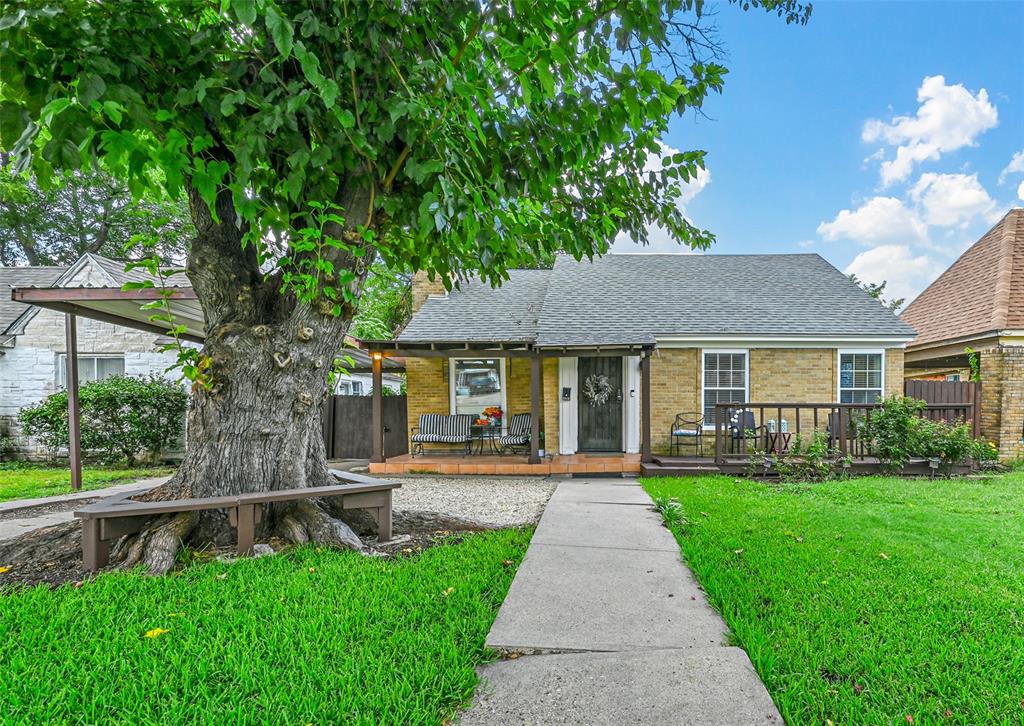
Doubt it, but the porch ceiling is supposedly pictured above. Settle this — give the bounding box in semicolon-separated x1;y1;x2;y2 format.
356;338;654;358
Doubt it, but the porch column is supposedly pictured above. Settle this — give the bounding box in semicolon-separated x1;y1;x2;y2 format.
529;355;541;464
371;352;384;464
65;313;82;491
640;351;652;463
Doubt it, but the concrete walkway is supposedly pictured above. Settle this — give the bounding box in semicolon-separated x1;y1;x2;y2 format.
460;478;780;725
0;477;169;542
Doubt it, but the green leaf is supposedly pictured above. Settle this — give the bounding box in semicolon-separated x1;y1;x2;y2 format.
232;0;257;25
336;109;355;129
264;6;294;58
77;74;106;106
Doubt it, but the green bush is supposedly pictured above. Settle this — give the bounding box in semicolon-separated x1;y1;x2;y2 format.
860;395;991;474
19;375;187;466
775;430;849;482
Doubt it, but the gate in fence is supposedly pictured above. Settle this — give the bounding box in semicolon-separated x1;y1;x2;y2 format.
322;395;408;460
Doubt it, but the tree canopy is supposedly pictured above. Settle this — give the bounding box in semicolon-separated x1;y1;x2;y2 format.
0;165;193;266
1;0;810;317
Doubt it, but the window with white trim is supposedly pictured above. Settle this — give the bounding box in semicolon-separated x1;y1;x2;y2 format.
839;352;883;403
449;358;505;417
702;351;747;426
56;354;125;388
945;374;961;382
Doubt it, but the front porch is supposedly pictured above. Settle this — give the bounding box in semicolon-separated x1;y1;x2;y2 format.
369;452;642;476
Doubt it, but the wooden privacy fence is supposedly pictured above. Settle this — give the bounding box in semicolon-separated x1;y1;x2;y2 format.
322;395;407;460
904;379;982;437
713;401;979;466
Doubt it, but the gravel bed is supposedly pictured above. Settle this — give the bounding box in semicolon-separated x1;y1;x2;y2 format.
388;476;556;528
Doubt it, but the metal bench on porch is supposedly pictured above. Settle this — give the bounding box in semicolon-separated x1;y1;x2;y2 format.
74;470;399;571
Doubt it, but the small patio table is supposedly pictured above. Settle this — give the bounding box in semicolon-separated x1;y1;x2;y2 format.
471;423;502;455
765;430;793;455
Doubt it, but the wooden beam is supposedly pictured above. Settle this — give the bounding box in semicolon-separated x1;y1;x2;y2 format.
640;352;652;463
529;355;541;464
371;353;384;463
13;286;197;302
23;299;205;344
65;313;82;491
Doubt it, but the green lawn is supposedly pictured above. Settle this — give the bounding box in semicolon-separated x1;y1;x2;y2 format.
642;474;1024;725
0;529;530;724
0;463;175;503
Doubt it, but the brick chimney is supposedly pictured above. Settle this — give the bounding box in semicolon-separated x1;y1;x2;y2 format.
411;270;449;313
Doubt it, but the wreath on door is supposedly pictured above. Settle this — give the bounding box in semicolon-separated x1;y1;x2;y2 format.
582;373;613;407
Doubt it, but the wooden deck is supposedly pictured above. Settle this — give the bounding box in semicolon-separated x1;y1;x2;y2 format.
369;452;642;476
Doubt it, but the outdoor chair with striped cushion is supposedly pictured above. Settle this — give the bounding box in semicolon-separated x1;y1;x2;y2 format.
499;413;532;454
410;414;474;455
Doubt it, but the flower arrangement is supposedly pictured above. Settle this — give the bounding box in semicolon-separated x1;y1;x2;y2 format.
482;406;503;425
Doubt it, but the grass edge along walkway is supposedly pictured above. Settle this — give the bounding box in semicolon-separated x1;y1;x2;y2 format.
0;463;176;503
642;474;1024;726
0;528;532;725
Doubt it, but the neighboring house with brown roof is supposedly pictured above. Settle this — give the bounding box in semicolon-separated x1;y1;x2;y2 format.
901;208;1024;458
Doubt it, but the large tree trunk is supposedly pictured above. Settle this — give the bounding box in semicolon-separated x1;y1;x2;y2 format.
115;182;374;572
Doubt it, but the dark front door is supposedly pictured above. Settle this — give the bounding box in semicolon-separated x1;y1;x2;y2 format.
577;356;623;452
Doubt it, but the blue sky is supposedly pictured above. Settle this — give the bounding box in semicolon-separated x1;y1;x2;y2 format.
611;0;1024;306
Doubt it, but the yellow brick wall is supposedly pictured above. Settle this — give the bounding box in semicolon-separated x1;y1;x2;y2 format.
542;357;559;451
404;355;549;450
648;348;700;454
406;347;908;456
884;347;904;397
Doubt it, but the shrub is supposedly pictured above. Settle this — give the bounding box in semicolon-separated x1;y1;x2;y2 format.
775;430;849;482
858;396;926;473
19;375;187;466
860;395;992;474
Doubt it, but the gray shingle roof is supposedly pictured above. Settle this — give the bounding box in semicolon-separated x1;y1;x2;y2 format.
0;266;67;334
399;269;552;343
399;254;915;347
88;253;191;287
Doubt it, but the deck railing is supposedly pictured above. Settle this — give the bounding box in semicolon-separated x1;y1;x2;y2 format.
712;402;977;466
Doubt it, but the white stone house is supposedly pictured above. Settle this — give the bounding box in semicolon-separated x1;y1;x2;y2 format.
0;254;184;456
1;253;403;457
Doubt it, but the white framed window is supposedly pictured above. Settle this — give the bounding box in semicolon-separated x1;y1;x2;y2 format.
56;354;125;388
336;381;353;395
352;381;364;395
449;358;507;421
945;374;961;382
701;350;748;428
838;350;884;403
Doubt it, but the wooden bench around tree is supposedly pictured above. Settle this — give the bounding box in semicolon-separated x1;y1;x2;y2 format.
74;470;400;572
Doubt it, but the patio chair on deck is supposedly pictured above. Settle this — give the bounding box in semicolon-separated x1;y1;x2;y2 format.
728;410;767;454
670;413;704;456
499;413;532;455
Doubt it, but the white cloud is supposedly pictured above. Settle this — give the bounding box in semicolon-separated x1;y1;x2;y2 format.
1018;180;1024;202
611;141;711;253
844;244;945;305
863;75;998;186
1000;150;1024;185
816;196;928;246
909;172;1000;227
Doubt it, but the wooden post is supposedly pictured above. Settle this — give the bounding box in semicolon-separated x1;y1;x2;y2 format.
371;352;384;463
65;313;82;491
640;353;652;463
81;518;108;571
377;489;392;542
529;355;541;464
233;504;257;556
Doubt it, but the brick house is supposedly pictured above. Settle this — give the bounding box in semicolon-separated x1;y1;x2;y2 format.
363;253;915;474
901;208;1024;459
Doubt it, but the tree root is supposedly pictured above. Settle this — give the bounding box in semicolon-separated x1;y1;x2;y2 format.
113;511;198;575
278;499;364;551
